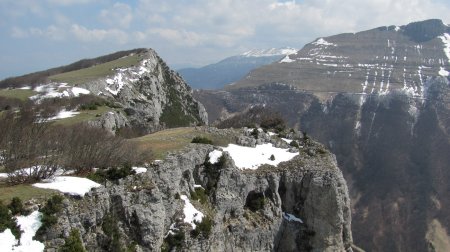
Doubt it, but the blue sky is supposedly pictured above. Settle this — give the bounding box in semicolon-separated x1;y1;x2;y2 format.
1;0;449;79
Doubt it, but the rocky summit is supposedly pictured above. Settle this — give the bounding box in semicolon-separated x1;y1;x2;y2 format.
38;129;353;252
195;19;450;252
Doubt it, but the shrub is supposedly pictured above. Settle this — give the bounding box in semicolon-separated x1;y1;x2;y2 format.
0;200;22;240
251;128;259;139
87;165;136;184
191;216;213;238
191;136;213;144
161;230;185;252
101;212;130;252
269;154;275;161
60;229;86;252
8;197;25;215
290;140;300;148
245;191;266;212
302;131;309;144
35;195;64;238
203;155;226;195
190;188;208;204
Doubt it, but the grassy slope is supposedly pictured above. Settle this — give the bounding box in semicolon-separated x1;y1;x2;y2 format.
49;54;141;85
131;127;237;160
0;183;56;205
0;89;36;101
54;106;120;126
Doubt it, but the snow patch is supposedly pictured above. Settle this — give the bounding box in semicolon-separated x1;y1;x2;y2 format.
31;84;90;101
105;72;126;96
283;212;303;223
33;176;101;196
208;150;223;164
132;167;147;174
439;33;450;62
222;143;298;170
439;67;449;77
180;195;204;229
46;109;80;121
312;38;336;47
279;55;295;63
71;87;90;96
0;211;45;252
281;138;293;144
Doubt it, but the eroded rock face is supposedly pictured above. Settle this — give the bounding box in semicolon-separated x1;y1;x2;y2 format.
41;137;352;252
82;49;208;133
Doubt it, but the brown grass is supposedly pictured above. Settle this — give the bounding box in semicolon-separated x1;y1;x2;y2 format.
131;127;237;160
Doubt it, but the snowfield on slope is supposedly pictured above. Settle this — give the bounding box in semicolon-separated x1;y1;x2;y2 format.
0;211;44;252
209;143;298;170
180;195;204;229
33;176;101;196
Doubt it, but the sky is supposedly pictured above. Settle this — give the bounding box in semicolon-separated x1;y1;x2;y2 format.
0;0;449;80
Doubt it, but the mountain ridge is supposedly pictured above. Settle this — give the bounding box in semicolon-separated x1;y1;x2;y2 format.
178;47;297;89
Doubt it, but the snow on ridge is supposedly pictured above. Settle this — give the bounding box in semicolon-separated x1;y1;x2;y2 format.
31;84;90;101
180;195;204;229
105;58;152;96
312;38;337;47
33;176;101;196
222;143;298;170
279;55;295;63
439;33;450;62
242;47;297;57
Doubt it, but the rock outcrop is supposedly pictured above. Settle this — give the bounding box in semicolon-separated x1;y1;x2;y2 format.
40;132;352;252
82;49;208;132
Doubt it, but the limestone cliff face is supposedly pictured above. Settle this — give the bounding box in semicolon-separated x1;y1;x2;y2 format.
82;49;208;132
40;133;352;252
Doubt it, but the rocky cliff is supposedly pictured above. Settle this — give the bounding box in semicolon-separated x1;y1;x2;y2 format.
194;19;450;251
80;49;208;131
39;130;353;252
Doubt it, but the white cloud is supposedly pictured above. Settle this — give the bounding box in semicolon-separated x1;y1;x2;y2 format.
11;25;67;40
11;26;28;38
70;24;128;44
99;2;133;29
47;0;92;6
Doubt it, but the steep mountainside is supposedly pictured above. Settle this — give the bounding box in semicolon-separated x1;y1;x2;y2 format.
195;19;450;251
231;19;449;98
178;48;297;89
38;129;353;252
0;49;208;133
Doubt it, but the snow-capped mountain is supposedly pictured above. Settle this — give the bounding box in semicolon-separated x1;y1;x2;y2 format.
177;47;297;89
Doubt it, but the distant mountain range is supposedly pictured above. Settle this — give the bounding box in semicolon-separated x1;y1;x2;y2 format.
177;47;297;89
